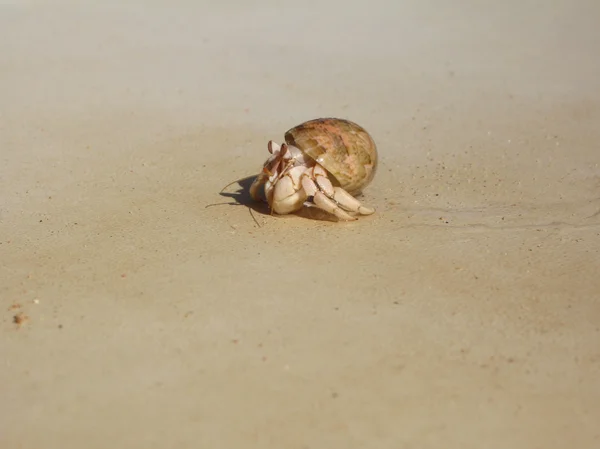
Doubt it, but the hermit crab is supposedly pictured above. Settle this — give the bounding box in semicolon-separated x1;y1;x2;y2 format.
249;118;378;221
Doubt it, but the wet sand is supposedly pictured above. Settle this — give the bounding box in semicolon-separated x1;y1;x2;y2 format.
1;1;599;448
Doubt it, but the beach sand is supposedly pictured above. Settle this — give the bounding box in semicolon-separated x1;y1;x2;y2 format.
1;1;599;448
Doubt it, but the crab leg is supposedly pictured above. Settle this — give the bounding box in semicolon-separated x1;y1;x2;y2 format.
312;190;357;221
300;165;372;221
332;187;374;215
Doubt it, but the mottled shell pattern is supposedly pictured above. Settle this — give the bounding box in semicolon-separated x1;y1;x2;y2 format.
284;118;378;195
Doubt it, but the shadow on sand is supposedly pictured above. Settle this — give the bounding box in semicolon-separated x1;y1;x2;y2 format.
216;175;266;210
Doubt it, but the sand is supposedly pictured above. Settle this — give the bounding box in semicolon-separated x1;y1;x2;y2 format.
1;1;599;448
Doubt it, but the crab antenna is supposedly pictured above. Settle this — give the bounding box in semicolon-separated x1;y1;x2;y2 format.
220;179;242;193
220;175;256;193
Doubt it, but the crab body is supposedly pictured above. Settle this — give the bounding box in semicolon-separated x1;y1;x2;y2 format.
250;118;378;221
